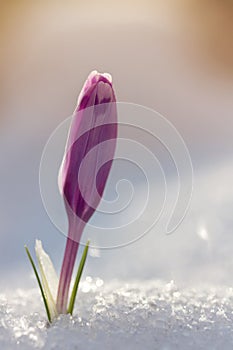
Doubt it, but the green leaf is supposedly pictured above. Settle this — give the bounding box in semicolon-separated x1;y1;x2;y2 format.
67;240;90;315
24;245;51;323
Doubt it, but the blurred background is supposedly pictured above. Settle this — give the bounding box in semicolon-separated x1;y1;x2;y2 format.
1;0;233;288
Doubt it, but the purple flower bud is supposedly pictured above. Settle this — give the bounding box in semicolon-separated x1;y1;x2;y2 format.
56;71;117;313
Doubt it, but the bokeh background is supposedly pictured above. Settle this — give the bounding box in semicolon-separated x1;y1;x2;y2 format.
1;0;233;289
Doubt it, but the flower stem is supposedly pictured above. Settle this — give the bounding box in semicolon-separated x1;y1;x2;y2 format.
56;237;79;314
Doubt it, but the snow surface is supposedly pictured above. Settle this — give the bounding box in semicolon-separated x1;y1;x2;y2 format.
1;278;233;350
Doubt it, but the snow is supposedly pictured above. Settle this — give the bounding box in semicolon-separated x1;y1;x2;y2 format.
1;278;233;350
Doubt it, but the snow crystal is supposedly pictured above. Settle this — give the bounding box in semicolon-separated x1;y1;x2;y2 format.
1;279;233;349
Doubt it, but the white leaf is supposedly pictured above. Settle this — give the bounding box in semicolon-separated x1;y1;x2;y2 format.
35;240;59;320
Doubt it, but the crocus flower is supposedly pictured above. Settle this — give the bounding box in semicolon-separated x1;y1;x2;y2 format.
56;71;117;313
25;71;117;322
